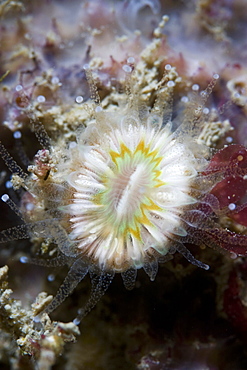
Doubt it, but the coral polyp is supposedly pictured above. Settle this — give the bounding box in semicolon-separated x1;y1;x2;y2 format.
0;64;213;319
2;59;247;327
64;110;200;273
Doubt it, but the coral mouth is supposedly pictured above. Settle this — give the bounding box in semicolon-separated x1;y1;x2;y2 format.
108;163;148;219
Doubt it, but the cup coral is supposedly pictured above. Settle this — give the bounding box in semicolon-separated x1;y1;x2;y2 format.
1;63;247;325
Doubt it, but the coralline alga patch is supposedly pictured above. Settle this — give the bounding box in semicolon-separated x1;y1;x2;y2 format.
1;59;247;329
0;265;79;367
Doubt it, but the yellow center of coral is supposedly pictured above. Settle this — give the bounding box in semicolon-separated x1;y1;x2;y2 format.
94;140;164;242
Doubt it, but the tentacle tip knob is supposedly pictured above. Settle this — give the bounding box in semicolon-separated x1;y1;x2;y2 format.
20;256;29;264
73;317;81;326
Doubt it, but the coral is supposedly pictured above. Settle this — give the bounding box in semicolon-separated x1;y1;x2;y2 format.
2;60;244;327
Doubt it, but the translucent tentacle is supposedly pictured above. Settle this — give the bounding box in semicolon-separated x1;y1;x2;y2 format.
183;209;214;229
121;267;137;290
46;219;77;256
83;67;101;106
20;254;70;267
184;208;247;257
0;224;30;243
27;109;51;149
25;219;77;257
14;134;31;167
32;122;51;150
203;228;247;256
73;269;115;324
143;260;158;281
44;259;88;315
0;141;28;179
1;193;25;220
200;193;220;215
176;243;209;270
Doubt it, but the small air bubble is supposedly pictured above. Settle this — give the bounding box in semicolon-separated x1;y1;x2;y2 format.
83;64;90;70
75;95;84;104
13;131;22;139
122;65;132;73
15;85;23;92
37;95;46;103
20;256;29;264
228;203;236;211
192;84;199;91
95;106;103;113
165;64;171;71
127;57;135;64
203;108;209;114
47;274;55;282
181;96;189;103
167;81;175;87
226;136;233;143
5;181;12;189
234;92;241;98
213;73;219;80
51;76;59;84
1;194;9;202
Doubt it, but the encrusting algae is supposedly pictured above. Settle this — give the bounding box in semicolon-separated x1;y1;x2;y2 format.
0;265;79;368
